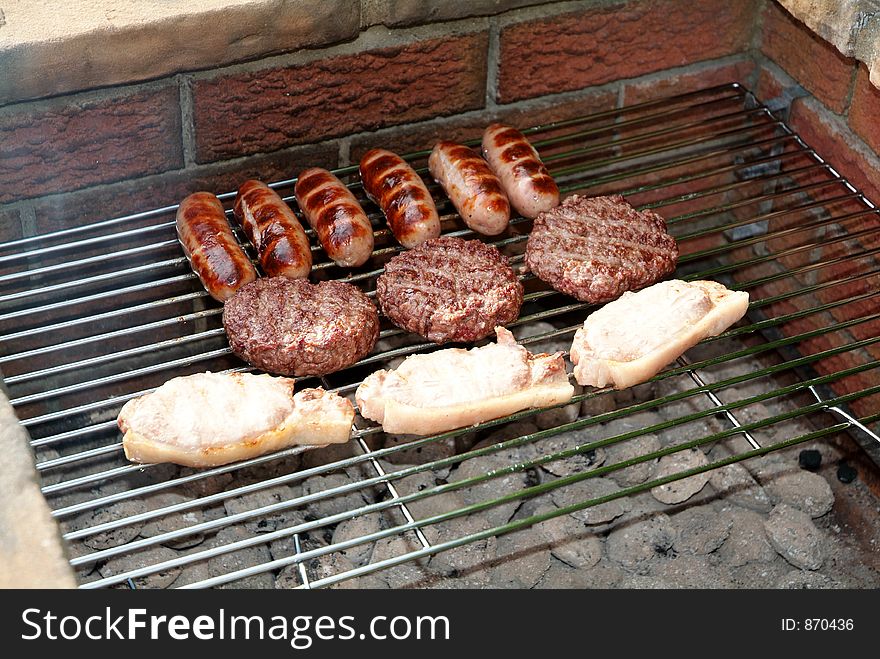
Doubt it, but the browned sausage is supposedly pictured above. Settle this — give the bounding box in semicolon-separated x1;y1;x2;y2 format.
233;180;312;279
428;141;510;236
176;192;257;302
359;149;440;248
482;124;559;219
294;168;374;267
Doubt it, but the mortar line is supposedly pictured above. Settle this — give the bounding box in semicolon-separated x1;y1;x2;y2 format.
19;204;37;239
337;137;352;169
186;19;490;82
178;75;197;168
485;17;501;108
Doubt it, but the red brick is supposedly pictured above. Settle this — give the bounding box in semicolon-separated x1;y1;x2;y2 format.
31;142;339;235
834;371;880;401
789;97;880;204
193;32;488;163
761;2;855;113
828;295;880;325
849;316;880;343
848;65;880;156
815;259;880;309
348;89;616;163
756;65;788;103
0;86;183;204
497;0;757;104
0;208;23;243
621;61;755;105
850;393;880;421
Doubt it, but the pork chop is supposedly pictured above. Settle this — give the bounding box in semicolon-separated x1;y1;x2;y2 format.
119;372;354;467
355;327;574;435
570;280;749;389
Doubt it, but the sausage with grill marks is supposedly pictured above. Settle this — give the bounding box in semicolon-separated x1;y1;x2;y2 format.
176;191;257;302
359;148;440;248
428;140;511;236
294;168;374;268
482;123;559;219
233;180;312;279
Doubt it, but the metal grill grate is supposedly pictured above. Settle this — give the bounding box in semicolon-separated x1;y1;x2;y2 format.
1;83;879;588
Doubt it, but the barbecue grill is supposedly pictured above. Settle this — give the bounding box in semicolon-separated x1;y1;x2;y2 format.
1;82;878;588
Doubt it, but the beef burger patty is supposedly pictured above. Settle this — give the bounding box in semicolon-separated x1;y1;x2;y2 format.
223;277;379;376
376;236;523;344
525;194;678;303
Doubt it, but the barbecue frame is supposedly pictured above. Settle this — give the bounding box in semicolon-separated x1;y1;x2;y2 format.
1;82;879;589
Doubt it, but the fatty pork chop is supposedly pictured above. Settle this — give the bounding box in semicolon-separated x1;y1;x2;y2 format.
355;327;574;435
570;280;749;390
118;372;354;467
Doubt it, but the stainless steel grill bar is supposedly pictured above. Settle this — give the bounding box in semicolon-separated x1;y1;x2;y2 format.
354;436;432;550
676;354;761;449
0;273;201;323
809;386;880;445
550;119;785;179
640;161;829;210
5;329;226;387
21;290;567;435
0;240;181;284
0;104;756;278
27;244;873;490
2;307;223;367
0;220;178;265
521;85;748;140
0;108;762;281
44;320;875;517
0;290;209;348
10;191;852;402
0;256;189;304
0;166;838;360
10;347;234;407
293;533;310;589
30;274;880;506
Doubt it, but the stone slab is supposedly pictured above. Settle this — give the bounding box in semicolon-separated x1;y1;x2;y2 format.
0;0;360;104
0;387;76;587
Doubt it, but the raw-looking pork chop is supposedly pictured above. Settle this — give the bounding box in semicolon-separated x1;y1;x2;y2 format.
355;327;574;435
570;280;749;390
118;372;354;467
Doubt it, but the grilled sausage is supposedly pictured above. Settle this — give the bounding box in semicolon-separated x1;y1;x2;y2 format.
359;149;440;248
428;141;510;236
482;124;559;219
176;192;257;302
233;180;312;279
294;168;374;268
